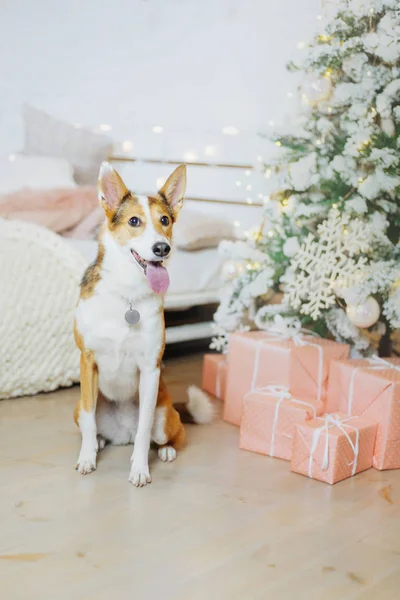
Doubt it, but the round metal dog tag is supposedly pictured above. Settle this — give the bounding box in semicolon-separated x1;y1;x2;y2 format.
125;309;140;325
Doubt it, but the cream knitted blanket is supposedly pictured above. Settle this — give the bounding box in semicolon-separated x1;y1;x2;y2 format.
0;218;87;399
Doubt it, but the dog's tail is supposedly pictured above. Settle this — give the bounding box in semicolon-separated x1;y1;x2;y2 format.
174;385;214;424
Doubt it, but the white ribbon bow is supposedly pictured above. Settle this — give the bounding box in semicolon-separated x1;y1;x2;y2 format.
347;355;400;415
251;316;323;403
308;413;360;478
245;385;318;457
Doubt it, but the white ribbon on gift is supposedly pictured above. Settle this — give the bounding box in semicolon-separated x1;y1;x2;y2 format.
215;356;227;400
251;317;323;404
244;385;318;457
308;413;360;478
347;355;400;415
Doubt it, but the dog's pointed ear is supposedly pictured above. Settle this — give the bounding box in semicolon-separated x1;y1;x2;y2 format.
98;162;129;217
159;165;186;219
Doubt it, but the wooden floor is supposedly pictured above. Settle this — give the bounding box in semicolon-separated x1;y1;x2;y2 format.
1;353;400;600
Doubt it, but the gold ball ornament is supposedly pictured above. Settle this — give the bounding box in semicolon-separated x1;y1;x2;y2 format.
346;297;380;329
301;75;333;107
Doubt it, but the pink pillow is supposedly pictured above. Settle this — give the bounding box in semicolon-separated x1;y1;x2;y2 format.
0;186;98;235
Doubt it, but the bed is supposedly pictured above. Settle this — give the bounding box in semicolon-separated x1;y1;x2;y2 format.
0;198;253;398
0;110;266;397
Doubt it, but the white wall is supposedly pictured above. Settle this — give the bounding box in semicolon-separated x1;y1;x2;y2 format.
0;0;322;162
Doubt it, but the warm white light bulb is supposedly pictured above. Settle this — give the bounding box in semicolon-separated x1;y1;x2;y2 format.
234;220;241;227
99;124;112;132
247;198;253;204
122;140;133;152
222;126;239;136
204;145;217;157
268;120;275;126
152;125;164;133
246;184;252;191
236;180;242;187
156;177;165;189
245;170;251;176
297;41;306;49
256;155;263;162
183;151;197;162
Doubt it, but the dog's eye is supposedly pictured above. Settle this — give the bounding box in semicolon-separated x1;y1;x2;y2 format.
129;216;141;227
160;216;169;226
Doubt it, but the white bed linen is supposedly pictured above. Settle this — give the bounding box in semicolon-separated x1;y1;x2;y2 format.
65;238;224;305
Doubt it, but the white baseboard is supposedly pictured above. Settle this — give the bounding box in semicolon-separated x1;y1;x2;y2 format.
166;321;213;344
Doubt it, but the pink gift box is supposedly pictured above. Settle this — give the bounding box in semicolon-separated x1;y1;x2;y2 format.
224;331;349;426
239;386;323;460
202;354;228;400
326;357;400;470
291;412;377;484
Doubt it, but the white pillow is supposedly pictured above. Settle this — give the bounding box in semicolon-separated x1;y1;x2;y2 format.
0;154;76;194
22;105;113;185
173;208;234;251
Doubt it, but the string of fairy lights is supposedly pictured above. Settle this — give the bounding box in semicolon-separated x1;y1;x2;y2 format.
81;7;326;231
92;122;267;216
7;3;341;235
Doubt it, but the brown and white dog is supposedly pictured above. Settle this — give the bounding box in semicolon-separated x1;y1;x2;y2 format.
74;163;212;486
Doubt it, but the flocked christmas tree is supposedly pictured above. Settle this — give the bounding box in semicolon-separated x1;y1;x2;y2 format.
212;0;400;357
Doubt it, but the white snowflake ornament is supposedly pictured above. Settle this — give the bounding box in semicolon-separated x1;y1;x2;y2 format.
284;209;369;319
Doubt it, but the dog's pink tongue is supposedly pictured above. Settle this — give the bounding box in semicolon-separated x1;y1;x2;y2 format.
146;262;170;294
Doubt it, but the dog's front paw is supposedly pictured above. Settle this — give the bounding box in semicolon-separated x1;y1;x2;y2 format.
129;462;151;487
158;445;177;462
76;449;97;475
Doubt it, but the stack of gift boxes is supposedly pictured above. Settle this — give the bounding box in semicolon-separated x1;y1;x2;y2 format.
202;329;400;484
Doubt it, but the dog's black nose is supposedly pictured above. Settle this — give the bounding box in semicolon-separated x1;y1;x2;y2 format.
152;242;171;258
